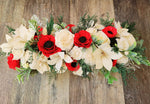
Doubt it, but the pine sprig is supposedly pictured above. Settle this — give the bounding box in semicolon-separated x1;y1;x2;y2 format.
25;39;39;52
57;15;63;24
115;64;136;85
121;21;135;33
47;15;54;35
7;26;15;34
73;14;97;33
78;59;92;78
100;14;114;27
16;67;32;84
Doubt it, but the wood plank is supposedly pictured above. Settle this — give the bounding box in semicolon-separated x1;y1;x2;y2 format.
0;0;70;104
69;0;125;104
114;0;150;104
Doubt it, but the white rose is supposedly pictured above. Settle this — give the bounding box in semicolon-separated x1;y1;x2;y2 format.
69;46;83;60
55;29;74;50
117;34;136;51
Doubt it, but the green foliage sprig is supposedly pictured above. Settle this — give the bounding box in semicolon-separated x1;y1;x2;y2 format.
73;14;97;33
100;14;114;27
16;67;32;84
7;26;15;34
47;15;54;35
121;21;135;33
115;64;136;85
78;59;92;78
100;68;117;84
25;39;39;52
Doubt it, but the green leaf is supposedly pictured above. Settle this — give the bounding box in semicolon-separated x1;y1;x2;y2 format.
7;26;15;34
121;21;136;32
16;67;32;84
47;15;54;35
28;19;37;31
111;67;118;72
57;15;63;24
78;59;92;78
128;41;137;51
100;13;114;27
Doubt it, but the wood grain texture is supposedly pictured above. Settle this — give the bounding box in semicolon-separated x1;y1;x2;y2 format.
0;0;70;104
114;0;150;104
69;0;125;104
0;0;125;104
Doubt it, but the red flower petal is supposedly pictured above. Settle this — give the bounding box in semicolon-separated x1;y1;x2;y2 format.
65;60;80;71
38;34;61;57
102;26;117;38
65;24;75;33
38;26;43;32
113;60;117;66
7;54;20;70
74;30;92;48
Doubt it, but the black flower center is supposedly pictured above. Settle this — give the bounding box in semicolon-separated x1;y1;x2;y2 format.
71;62;77;68
79;36;87;43
108;31;113;34
34;32;37;36
110;37;117;47
44;41;54;48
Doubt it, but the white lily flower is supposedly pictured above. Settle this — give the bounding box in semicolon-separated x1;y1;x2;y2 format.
0;34;14;53
30;53;50;74
93;44;122;71
47;52;73;71
0;25;35;54
114;21;130;37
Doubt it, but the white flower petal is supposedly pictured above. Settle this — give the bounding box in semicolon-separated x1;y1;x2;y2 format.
64;55;73;63
12;49;24;60
55;59;63;71
58;52;64;59
110;51;123;60
6;34;12;42
55;29;74;50
0;43;12;53
117;56;129;64
102;56;112;71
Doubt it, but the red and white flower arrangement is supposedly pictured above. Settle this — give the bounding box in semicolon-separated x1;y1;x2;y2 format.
0;14;149;84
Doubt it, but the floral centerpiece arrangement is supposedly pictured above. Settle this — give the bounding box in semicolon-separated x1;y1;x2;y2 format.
0;14;150;84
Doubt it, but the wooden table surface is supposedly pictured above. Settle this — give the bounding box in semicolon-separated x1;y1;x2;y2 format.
0;0;149;104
